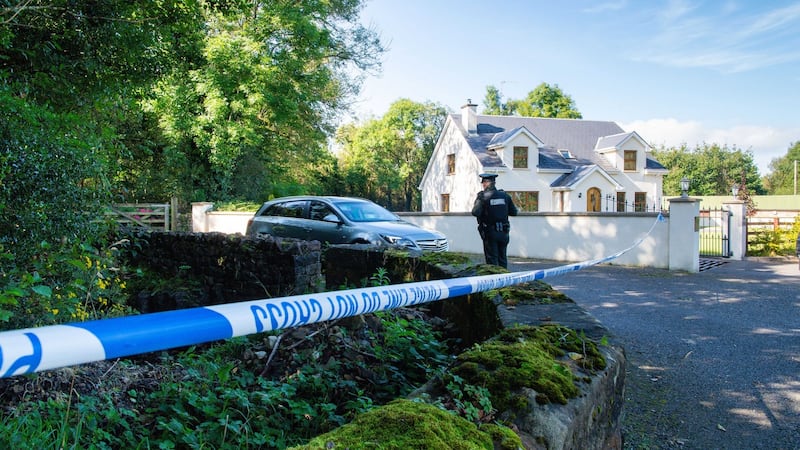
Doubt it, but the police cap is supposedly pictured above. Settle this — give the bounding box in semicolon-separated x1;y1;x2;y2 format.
479;173;498;182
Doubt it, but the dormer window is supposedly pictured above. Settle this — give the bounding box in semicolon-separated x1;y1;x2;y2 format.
624;150;637;171
558;149;574;159
513;146;528;169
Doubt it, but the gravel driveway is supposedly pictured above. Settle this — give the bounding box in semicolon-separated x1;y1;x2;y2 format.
511;257;800;450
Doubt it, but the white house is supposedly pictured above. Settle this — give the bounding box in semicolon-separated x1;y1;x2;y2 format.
419;101;668;213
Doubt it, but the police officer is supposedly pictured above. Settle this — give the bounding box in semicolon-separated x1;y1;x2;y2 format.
471;173;518;268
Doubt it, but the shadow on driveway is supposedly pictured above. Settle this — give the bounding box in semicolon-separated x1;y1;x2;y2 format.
510;257;800;449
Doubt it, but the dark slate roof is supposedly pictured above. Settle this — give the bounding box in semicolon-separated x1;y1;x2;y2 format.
487;127;532;147
453;114;655;172
596;132;631;149
550;165;596;188
646;157;666;170
538;146;593;171
464;133;505;168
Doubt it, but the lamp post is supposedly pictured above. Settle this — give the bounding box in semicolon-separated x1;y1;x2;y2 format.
731;183;740;199
680;177;690;198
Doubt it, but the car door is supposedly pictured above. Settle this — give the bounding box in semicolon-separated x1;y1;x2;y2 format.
266;200;309;239
307;200;349;244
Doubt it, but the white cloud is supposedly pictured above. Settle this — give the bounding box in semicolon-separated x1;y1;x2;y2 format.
620;118;800;175
634;2;800;73
582;1;627;14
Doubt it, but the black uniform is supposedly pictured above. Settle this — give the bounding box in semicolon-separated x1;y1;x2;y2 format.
472;184;518;268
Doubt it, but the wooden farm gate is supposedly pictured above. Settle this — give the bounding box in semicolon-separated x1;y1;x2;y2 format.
106;203;171;231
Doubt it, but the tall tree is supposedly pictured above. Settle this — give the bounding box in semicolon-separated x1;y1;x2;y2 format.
1;0;383;251
482;83;582;118
0;0;203;250
336;99;446;211
482;85;512;115
510;83;582;118
763;142;800;195
145;0;384;201
652;143;764;196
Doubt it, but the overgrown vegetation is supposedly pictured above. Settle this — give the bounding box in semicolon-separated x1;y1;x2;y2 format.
0;306;458;449
2;0;385;206
0;237;134;331
490;280;572;306
0;252;611;448
747;216;800;256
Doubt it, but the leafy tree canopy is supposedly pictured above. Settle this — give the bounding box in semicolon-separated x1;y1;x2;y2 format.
763;141;800;195
336;99;446;211
0;0;204;252
0;0;383;256
652;143;764;197
482;82;582;118
1;0;383;207
143;0;384;201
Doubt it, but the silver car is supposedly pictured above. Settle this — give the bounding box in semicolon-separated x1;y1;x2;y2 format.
245;196;449;253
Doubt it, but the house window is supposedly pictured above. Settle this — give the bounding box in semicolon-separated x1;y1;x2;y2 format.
446;154;455;175
513;146;528;169
624;150;637;171
616;192;626;212
634;192;646;212
508;191;538;212
441;194;450;212
558;149;574;159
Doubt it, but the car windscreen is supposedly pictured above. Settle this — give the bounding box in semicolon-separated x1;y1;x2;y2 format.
335;201;399;222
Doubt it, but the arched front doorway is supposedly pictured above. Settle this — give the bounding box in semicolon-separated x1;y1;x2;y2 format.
587;187;601;212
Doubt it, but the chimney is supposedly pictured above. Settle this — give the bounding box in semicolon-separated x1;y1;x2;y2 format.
461;99;478;135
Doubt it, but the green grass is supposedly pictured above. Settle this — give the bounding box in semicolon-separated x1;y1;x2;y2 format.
699;230;725;256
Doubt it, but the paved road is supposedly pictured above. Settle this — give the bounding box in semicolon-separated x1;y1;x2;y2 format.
511;257;800;450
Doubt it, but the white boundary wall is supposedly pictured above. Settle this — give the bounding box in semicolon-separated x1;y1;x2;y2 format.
192;198;712;271
192;202;252;235
399;212;670;268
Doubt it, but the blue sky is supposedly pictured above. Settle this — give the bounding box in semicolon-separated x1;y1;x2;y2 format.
349;0;800;175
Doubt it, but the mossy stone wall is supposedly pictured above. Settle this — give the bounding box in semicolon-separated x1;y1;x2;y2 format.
123;231;322;312
124;236;624;448
323;246;503;346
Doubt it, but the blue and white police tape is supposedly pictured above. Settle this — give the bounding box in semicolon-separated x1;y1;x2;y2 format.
0;213;665;378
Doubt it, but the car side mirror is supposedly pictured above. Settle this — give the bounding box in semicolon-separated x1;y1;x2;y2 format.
323;213;341;224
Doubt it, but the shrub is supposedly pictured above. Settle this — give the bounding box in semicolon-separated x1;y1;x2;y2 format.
747;216;800;256
0;237;134;331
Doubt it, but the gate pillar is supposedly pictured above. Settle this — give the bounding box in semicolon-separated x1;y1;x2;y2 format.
668;196;700;272
192;202;214;232
724;200;747;260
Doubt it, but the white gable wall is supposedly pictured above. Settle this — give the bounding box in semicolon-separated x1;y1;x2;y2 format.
598;135;646;172
492;132;539;173
421;119;486;212
482;133;560;210
594;137;662;209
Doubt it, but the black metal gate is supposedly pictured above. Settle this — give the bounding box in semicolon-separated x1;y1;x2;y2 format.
699;207;732;257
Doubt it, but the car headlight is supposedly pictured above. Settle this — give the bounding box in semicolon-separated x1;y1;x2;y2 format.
380;234;417;248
